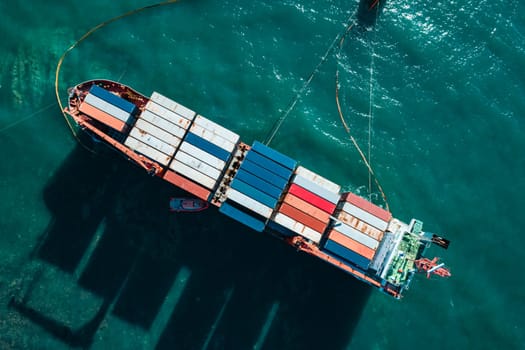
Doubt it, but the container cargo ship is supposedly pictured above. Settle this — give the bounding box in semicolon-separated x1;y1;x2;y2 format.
64;79;450;299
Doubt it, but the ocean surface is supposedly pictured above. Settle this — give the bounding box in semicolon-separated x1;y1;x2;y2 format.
1;0;524;349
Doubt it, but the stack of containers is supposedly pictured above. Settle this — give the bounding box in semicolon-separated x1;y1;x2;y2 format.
125;91;195;169
168;114;240;200
322;192;392;270
269;166;340;244
79;85;137;133
220;141;296;232
336;192;388;241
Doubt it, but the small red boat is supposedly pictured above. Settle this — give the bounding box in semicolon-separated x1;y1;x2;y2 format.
169;197;209;213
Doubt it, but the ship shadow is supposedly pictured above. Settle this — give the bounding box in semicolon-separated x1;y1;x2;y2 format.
20;143;182;347
15;144;370;349
34;143;120;273
153;224;372;350
8;296;112;349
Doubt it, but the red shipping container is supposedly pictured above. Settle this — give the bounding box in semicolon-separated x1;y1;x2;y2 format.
279;202;328;233
344;192;392;222
164;170;211;201
288;184;336;214
283;193;331;223
328;230;376;260
79;101;126;132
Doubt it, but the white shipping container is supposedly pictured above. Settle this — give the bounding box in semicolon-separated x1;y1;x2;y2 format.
332;220;379;250
84;93;131;123
193;115;240;144
189;123;236;152
337;210;384;241
178;142;226;170
169;160;217;190
226;188;273;218
292;175;340;204
150;92;196;120
140;110;187;139
129;127;175;156
146;101;193;129
273;213;322;244
124;136;172;166
174;150;222;180
295;166;341;193
173;103;196;121
135;119;181;149
342;202;389;231
150;92;176;110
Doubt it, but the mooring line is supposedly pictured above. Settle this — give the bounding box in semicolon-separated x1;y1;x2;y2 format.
367;10;378;201
54;1;389;210
0;103;55;134
54;0;179;151
264;9;359;146
334;1;389;211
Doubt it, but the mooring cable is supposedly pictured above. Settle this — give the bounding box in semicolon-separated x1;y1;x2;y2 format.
54;0;179;151
54;1;389;210
263;9;359;146
0;103;55;134
334;0;389;211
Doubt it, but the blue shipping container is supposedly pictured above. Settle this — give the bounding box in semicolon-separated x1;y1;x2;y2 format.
266;219;296;237
219;201;266;232
234;169;283;199
245;150;293;180
184;132;231;162
230;178;279;209
89;85;137;115
323;240;371;269
251;141;297;170
238;159;289;190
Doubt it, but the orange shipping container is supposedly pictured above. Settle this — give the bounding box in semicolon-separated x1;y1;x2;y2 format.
163;170;211;201
79;102;127;132
337;210;384;241
283;193;331;223
279;203;327;233
328;229;376;260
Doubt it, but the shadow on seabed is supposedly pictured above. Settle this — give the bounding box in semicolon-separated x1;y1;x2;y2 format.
8;143;371;349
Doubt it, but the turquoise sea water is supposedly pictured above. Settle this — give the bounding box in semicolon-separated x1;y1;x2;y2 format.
1;0;524;349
